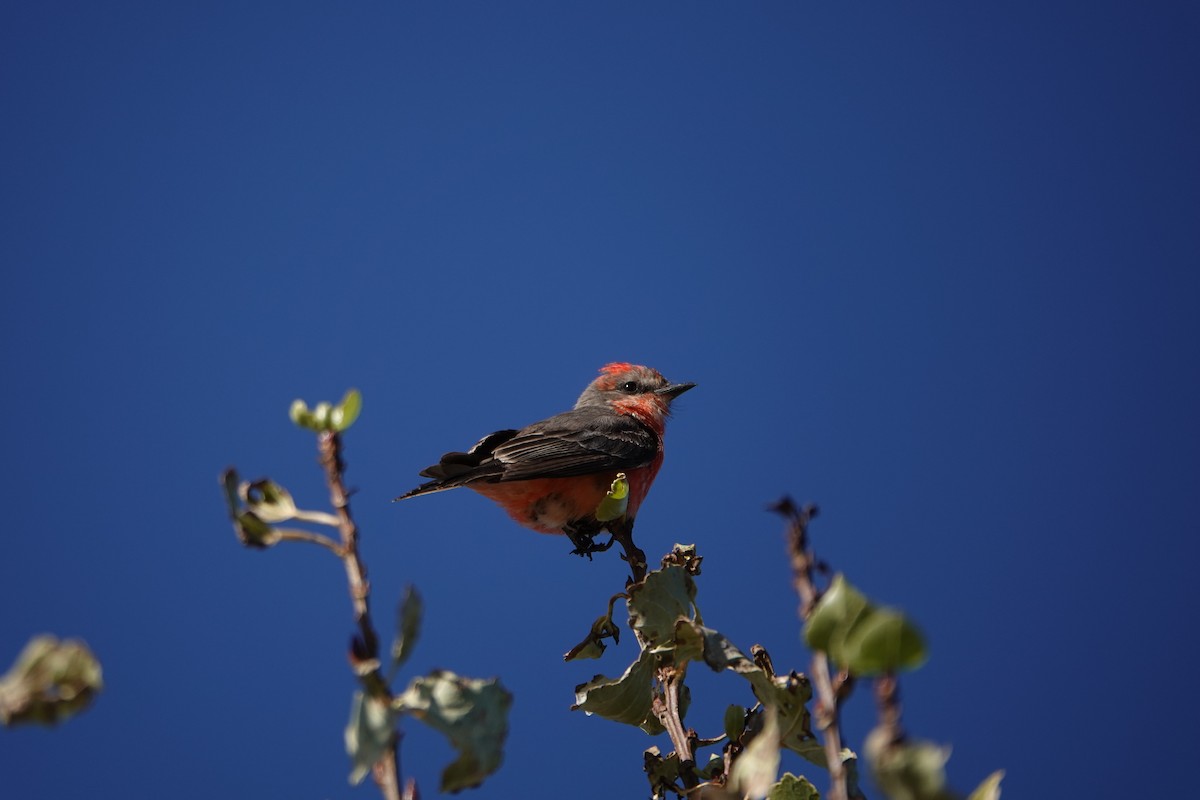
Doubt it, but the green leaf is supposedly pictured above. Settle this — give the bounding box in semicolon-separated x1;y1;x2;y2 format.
844;751;867;800
768;773;821;800
390;586;422;675
699;754;725;780
724;704;746;743
233;511;279;548
345;690;396;785
865;727;955;800
627;566;697;648
595;473;630;522
804;574;871;665
673;620;822;766
729;704;780;799
220;468;241;515
312;401;333;430
966;770;1004;800
806;575;927;675
572;647;657;728
0;635;103;727
289;399;312;428
331;388;362;432
395;670;511;792
766;672;822;766
841;607;927;675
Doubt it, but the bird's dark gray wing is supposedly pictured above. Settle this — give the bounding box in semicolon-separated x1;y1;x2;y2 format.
490;408;659;481
394;408;660;501
417;429;519;480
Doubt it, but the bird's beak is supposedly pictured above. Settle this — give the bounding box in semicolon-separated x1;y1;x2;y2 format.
657;381;696;399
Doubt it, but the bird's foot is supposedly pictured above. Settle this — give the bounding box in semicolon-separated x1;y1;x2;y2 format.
565;527;615;560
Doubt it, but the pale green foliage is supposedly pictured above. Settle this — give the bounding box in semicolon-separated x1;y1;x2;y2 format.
805;574;927;675
345;691;397;785
769;772;822;800
865;729;955;800
729;705;782;797
573;648;659;726
395;670;513;792
595;472;630;521
225;390;511;794
290;388;361;432
966;770;1005;800
0;635;103;727
390;586;423;677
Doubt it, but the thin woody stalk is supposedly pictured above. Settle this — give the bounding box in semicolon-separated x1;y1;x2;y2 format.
652;666;699;794
775;497;850;800
317;430;400;800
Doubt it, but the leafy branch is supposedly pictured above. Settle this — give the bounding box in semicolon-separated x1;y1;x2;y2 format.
567;497;1001;800
220;389;510;798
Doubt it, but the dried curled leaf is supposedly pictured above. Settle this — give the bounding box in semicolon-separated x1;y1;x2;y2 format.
220;469;279;548
865;725;955;800
240;478;298;523
660;543;703;574
0;635;103;727
564;609;622;662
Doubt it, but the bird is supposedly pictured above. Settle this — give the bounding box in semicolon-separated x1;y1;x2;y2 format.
394;363;695;556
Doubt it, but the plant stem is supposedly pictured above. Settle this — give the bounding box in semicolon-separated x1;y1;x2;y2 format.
654;666;698;793
317;430;399;800
275;528;342;554
811;655;848;800
610;518;648;584
318;431;380;659
874;672;903;745
774;497;850;800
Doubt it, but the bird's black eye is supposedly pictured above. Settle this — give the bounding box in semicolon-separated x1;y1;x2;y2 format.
619;380;640;393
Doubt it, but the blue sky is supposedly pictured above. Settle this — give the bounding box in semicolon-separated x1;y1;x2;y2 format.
2;2;1198;798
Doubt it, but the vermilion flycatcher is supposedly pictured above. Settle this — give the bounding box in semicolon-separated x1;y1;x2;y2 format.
394;363;694;554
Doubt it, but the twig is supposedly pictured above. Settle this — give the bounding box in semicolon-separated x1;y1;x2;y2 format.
653;666;699;793
773;496;850;800
291;508;343;527
318;431;380;660
873;672;903;746
275;528;343;554
316;430;400;800
610;518;648;584
372;744;402;800
810;655;848;800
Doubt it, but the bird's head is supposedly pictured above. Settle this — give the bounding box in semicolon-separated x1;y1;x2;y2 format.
575;363;696;431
